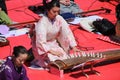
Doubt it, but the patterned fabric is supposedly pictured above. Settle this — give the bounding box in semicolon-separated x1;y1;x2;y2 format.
0;57;29;80
31;15;77;67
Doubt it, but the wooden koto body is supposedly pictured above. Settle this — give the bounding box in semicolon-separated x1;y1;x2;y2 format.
49;49;120;70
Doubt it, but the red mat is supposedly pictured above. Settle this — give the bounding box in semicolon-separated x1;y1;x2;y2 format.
0;0;120;80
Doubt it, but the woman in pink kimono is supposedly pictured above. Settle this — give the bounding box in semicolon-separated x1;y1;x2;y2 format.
31;0;80;69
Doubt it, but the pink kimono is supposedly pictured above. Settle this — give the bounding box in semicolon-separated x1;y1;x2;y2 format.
32;15;77;67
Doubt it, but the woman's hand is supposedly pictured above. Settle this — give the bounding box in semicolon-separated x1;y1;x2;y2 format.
72;46;82;53
49;50;63;57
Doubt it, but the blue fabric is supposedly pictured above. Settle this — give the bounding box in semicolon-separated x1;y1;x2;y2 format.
60;12;75;20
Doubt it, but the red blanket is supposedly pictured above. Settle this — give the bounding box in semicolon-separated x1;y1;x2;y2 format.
0;0;120;80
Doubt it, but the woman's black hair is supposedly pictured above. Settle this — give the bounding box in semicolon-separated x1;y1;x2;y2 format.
43;0;60;11
13;46;28;57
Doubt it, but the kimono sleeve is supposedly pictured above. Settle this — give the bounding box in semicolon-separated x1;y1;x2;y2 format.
35;18;50;52
2;66;14;80
59;16;77;48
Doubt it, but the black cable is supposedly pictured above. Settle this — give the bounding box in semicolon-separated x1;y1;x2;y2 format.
72;28;94;51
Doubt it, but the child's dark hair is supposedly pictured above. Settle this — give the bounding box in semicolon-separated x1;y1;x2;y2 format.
13;46;28;57
43;0;60;11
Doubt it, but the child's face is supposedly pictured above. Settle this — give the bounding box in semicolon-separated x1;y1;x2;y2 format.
14;53;28;67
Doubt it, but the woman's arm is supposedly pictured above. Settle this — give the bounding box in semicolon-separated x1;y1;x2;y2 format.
35;19;50;52
59;16;81;52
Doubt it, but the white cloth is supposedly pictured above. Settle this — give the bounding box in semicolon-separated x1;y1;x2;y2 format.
0;28;30;38
32;15;77;67
69;15;103;32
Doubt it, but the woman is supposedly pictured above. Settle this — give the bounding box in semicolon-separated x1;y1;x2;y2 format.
31;0;80;69
0;46;29;80
0;0;7;14
59;0;102;34
60;0;83;16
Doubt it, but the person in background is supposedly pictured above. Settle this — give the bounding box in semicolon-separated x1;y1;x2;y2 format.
0;6;12;25
31;0;81;69
115;3;120;37
0;0;8;14
60;0;83;17
0;46;29;80
59;0;102;34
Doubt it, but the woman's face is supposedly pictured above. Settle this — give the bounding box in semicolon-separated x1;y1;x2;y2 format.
47;6;60;20
14;53;28;67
